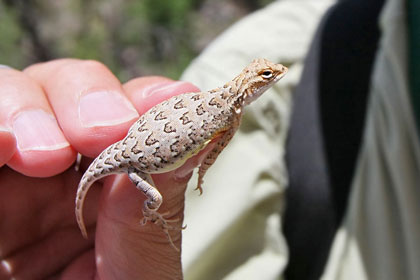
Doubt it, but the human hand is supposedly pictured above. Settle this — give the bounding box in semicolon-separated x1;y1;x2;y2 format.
0;59;208;279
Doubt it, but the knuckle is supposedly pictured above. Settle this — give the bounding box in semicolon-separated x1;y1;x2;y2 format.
78;60;108;72
56;59;110;77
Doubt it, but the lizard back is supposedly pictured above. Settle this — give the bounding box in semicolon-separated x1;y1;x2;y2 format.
121;89;235;173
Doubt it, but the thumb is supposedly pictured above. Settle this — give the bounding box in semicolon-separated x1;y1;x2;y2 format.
94;141;215;279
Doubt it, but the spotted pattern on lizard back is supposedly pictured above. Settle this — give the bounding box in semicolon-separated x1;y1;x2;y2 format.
75;58;288;250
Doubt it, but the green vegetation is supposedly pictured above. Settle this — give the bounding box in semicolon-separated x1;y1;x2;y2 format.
0;0;273;80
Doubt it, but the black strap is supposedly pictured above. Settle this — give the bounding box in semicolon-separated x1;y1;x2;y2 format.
408;0;420;135
283;0;384;279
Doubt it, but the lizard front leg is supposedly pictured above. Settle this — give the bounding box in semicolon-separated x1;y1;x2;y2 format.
196;125;238;194
127;169;182;250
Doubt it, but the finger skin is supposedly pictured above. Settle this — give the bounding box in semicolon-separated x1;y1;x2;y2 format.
61;251;96;280
96;174;184;279
0;130;16;167
0;165;95;278
123;76;200;115
0;68;75;177
25;59;139;157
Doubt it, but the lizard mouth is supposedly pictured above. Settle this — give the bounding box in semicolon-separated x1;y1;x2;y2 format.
274;67;288;81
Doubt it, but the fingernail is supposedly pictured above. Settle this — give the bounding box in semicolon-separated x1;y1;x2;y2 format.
13;110;70;151
79;90;139;127
140;81;195;99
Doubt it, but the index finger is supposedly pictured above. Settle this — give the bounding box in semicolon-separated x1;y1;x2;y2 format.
25;59;139;157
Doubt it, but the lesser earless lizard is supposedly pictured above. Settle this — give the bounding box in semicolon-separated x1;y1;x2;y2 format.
75;58;288;249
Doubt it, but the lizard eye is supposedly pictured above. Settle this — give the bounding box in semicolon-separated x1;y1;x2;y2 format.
261;70;273;79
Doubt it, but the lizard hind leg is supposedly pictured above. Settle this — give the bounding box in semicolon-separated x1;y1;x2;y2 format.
127;169;184;251
195;127;237;195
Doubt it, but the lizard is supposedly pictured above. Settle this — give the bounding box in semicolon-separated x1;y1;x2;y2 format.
75;58;288;249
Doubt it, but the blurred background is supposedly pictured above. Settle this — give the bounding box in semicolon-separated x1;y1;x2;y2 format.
0;0;274;81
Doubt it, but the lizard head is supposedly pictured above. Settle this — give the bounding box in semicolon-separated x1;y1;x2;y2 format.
231;58;288;109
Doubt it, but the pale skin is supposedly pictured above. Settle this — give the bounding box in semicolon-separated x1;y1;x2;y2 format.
0;59;209;279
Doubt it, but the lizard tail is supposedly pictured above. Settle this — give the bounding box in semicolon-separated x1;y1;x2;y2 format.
75;140;127;238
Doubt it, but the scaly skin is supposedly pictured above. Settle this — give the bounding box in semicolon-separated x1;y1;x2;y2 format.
75;58;288;250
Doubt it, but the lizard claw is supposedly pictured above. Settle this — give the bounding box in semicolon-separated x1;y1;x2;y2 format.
141;206;186;251
194;185;203;195
141;209;180;226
